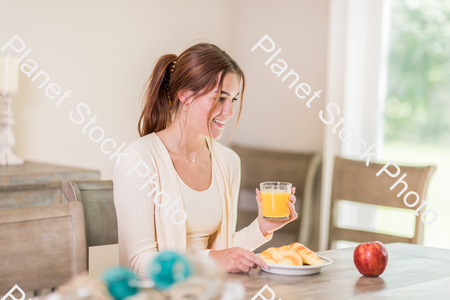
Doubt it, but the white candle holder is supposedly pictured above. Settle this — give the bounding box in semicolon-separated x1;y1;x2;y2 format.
0;91;24;166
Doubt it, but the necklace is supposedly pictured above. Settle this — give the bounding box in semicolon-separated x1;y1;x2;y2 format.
168;135;206;163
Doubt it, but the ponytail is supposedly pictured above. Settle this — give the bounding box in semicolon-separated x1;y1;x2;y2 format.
138;54;177;137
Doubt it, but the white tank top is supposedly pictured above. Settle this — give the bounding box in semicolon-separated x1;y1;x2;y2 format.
176;164;222;251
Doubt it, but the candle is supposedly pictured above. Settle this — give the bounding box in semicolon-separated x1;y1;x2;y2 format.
0;54;20;93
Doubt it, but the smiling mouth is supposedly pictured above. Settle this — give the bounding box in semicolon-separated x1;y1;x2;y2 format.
213;118;226;125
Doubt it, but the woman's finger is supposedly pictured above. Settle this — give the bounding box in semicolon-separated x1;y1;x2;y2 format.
289;202;295;215
230;267;243;273
289;194;296;204
291;209;298;220
291;187;296;195
240;256;256;269
237;262;251;273
243;252;269;269
255;188;262;210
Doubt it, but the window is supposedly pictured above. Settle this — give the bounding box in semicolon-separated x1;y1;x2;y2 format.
380;0;450;249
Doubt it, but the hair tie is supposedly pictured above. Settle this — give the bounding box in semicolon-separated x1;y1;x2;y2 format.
163;60;177;105
170;60;176;77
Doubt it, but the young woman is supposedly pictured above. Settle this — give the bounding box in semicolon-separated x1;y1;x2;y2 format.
113;42;298;279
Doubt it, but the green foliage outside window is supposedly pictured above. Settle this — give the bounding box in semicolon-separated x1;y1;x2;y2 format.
385;0;450;145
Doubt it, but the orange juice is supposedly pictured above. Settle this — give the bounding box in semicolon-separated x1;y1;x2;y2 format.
261;189;290;219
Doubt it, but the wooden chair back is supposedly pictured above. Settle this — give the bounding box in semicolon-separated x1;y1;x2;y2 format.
0;202;87;295
61;180;117;269
230;144;321;246
329;156;436;249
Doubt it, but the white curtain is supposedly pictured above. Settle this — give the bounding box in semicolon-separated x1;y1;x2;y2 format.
320;0;390;250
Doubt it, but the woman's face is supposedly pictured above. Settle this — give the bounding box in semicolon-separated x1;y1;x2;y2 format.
184;72;240;140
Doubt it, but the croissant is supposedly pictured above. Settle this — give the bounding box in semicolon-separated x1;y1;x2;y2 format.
260;245;303;266
289;242;324;265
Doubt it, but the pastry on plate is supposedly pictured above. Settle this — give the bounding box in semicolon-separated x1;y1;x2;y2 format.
289;242;324;265
259;245;303;266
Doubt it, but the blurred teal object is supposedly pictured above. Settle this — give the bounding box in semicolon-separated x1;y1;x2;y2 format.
149;251;192;290
100;267;140;300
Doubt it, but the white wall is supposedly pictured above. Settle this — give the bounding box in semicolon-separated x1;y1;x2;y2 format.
222;0;329;153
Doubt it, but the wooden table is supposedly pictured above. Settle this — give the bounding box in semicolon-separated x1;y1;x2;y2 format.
226;243;450;299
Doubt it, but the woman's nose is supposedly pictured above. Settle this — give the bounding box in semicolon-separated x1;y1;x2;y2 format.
222;99;234;118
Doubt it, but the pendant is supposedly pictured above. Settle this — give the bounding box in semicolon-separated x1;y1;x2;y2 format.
192;157;196;163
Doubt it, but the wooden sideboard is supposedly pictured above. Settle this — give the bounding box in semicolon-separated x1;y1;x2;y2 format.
0;160;100;209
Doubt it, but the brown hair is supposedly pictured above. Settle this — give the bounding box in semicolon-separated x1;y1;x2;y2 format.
138;43;245;145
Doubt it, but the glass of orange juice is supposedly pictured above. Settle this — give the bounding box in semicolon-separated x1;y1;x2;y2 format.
260;182;292;221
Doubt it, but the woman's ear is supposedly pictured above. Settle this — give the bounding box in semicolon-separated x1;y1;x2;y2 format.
177;89;193;105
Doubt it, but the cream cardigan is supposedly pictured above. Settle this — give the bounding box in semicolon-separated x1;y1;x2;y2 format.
113;133;273;278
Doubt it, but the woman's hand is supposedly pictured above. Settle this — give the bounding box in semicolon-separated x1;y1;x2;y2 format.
256;187;298;236
208;247;269;273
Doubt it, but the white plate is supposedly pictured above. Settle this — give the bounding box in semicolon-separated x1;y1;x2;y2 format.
256;254;332;275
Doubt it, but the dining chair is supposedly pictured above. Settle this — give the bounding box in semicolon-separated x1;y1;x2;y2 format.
0;202;87;296
61;179;117;271
328;156;436;249
230;144;322;251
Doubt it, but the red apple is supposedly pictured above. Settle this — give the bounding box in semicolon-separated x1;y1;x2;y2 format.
353;241;388;277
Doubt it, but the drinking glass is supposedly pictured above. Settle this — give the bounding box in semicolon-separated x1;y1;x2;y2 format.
260;182;292;221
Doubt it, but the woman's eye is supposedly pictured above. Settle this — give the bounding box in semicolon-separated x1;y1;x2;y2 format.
217;97;238;102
